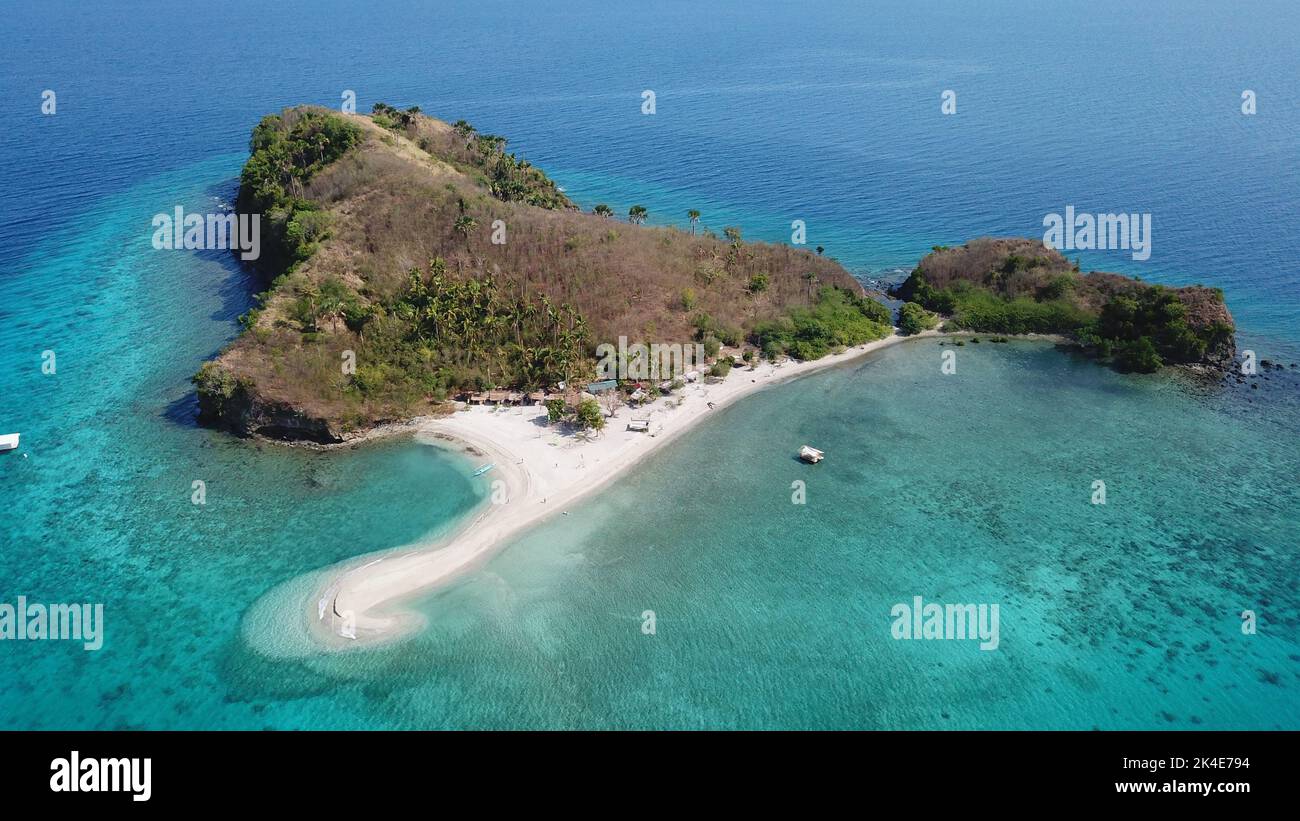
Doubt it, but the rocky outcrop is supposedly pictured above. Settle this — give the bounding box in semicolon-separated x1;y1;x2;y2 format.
193;363;347;444
1176;286;1236;370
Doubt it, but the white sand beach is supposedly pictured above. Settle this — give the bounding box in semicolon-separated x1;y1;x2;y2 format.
310;329;948;647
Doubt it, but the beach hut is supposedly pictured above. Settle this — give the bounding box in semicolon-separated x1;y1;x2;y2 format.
527;391;546;405
559;389;596;409
467;392;489;405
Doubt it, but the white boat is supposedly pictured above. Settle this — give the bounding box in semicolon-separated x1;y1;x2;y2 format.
0;433;19;452
799;445;824;463
472;463;494;477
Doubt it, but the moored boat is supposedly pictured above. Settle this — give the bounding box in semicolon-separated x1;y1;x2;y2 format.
799;445;824;463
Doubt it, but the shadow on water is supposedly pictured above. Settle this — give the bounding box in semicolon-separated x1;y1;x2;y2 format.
196;178;264;323
161;391;200;429
194;245;261;324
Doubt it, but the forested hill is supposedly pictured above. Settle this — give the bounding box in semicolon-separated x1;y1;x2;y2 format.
194;104;888;442
892;238;1236;373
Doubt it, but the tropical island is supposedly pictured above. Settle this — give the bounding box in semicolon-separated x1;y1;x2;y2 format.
199;103;1240;647
194;104;893;443
196;105;1238;448
890;238;1236;373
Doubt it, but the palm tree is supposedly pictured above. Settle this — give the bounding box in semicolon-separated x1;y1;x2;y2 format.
687;209;700;235
628;205;648;225
803;271;819;300
297;283;321;331
593;204;613;218
453;214;478;241
317;278;350;332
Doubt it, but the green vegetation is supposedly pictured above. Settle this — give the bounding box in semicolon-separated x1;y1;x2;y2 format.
404;112;571;210
895;237;1235;373
690;314;742;349
237;108;363;271
198;104;901;439
909;279;1092;335
191;361;250;416
905;273;1231;372
575;398;605;431
897;302;938;335
386;258;590;393
289;276;360;332
539;396;604;431
753;286;891;361
1112;336;1162;373
1080;285;1233;372
370;101;422;130
453;214;478;239
545;398;566;423
467;132;569;208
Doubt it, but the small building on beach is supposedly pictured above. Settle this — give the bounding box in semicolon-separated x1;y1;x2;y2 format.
465;390;533;406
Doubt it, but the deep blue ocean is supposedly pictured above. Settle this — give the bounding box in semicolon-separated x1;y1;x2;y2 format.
1;0;1297;729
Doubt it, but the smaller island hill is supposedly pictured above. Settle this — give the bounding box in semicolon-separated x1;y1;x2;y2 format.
891;238;1236;373
194;103;1236;444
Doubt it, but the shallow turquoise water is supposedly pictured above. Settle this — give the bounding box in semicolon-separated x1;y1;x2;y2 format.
0;165;484;729
1;170;1296;727
331;341;1299;729
2;0;1298;728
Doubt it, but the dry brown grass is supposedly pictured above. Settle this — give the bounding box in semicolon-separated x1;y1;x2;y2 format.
217;108;860;423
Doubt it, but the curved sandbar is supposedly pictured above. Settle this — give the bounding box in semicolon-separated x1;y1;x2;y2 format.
309;329;961;647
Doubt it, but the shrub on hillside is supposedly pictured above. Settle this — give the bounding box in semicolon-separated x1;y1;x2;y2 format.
898;302;938;335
